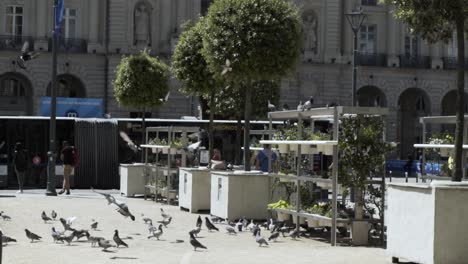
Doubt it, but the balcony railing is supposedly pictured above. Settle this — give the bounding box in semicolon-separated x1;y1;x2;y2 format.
0;35;34;51
357;53;387;67
48;37;87;53
442;57;468;70
399;55;431;69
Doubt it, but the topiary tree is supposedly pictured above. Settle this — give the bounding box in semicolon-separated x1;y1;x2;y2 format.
203;0;303;170
172;19;222;158
381;0;467;181
114;50;170;161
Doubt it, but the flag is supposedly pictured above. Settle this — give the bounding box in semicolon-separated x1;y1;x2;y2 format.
54;0;65;32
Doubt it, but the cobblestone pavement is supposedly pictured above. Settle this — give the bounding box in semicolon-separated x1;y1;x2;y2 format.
0;189;392;264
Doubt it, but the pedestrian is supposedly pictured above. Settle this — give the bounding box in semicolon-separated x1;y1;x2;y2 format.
13;142;28;193
255;145;277;172
59;141;75;195
404;153;414;178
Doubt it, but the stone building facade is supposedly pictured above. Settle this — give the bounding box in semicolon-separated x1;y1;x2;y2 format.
0;0;466;157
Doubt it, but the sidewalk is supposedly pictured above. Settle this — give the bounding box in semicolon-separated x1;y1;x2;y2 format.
0;189;392;264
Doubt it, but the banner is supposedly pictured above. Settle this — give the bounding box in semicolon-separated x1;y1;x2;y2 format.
40;97;104;118
55;0;65;32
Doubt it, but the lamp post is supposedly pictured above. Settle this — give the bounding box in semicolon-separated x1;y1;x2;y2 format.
46;0;61;196
345;8;367;107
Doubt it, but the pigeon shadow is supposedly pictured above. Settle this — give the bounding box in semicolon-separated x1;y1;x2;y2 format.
102;249;117;253
194;236;205;239
272;240;285;243
64;244;79;247
109;256;139;260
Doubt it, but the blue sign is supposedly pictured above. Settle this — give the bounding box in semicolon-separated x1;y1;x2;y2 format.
386;159;443;175
55;0;65;32
40;97;104;118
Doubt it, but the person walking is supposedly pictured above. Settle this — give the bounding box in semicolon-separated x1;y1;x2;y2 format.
59;141;74;195
255;145;277;172
13;142;28;193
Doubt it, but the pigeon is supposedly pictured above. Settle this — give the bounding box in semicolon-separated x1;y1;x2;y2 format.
62;232;76;246
92;187;117;205
0;211;11;221
221;58;232;76
159;91;171;102
268;219;275;232
235;220;243;232
41;211;52;223
160;208;170;219
51;210;57;220
74;229;90;240
268;232;280;242
268;100;276;111
17;41;40;69
302;96;314;111
204;217;219;232
88;236;105;247
113;230;128;248
157;217;172;228
51;227;62;243
98;238;115;252
196;215;202;228
114;201;136;221
189;226;201;237
289;229;300;240
251;224;260;236
279;226;291;237
25;229;42;242
247;220;255;231
2;235;17;245
142;214;153;225
226;225;237;235
148;224;163;240
296;101;303;111
282;103;290;111
60;217;76;231
91;221;98;230
189;232;207;251
147;223;157;234
255;230;269;247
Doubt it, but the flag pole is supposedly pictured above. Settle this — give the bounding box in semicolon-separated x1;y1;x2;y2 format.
46;0;60;196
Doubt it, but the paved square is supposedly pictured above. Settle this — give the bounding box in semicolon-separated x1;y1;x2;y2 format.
0;190;391;264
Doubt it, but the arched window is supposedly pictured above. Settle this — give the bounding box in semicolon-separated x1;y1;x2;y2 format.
0;72;33;115
0;77;26;96
46;74;86;98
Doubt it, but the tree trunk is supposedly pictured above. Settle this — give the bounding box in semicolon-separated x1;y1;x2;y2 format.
235;116;242;165
453;16;465;182
209;91;215;160
244;80;252;171
355;188;364;220
141;107;146;163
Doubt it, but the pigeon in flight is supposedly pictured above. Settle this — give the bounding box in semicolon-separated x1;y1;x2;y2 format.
51;210;57;220
41;211;52;223
17;41;40;69
189;226;201;238
157;217;172;228
25;229;42;242
196;215;202;228
92;187;117;205
148;224;163;240
268;100;276;111
205;217;219;232
221;58;232;76
113;230;129;248
60;217;77;231
159;91;171;102
189;232;207;251
255;230;269;247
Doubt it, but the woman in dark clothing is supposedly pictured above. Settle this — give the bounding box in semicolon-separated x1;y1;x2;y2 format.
13;142;28;193
59;141;74;195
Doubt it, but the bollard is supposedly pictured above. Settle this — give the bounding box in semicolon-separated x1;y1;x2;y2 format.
405;172;408;183
389;171;392;182
0;230;3;264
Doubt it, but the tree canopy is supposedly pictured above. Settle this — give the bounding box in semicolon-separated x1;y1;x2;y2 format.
202;0;303;81
114;50;170;108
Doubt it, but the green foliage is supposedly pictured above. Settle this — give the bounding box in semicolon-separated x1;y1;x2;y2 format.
382;0;467;43
210;79;280;119
338;116;393;190
114;50;169;108
267;199;289;209
172;19;219;96
203;0;303;82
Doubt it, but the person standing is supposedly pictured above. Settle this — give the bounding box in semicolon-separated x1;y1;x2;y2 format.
13;142;28;193
255;145;277;172
59;141;74;195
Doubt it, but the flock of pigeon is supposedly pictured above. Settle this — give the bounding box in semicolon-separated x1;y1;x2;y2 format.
0;189;303;254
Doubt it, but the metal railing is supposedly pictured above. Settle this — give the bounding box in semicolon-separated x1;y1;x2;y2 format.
399;55;431;69
0;35;34;51
357;53;387;67
48;37;87;53
442;57;468;70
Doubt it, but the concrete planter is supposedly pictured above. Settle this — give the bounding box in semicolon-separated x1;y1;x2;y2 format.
293;215;306;225
119;163;146;197
278;145;289;154
162;148;178;155
301;144;318;155
178;167;211;213
387;181;468;264
210;171;270;220
439;148;453;157
318;145;333;155
276;210;291;221
307;218;320;228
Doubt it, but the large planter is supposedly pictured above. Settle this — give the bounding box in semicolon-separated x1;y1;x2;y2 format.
301;144;318;155
178;167;211;213
387;181;468;264
119;163;146;197
276;210;291;221
439;148;453;157
278;144;289;154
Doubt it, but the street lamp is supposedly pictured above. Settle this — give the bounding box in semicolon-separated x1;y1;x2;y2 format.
345;8;367;107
